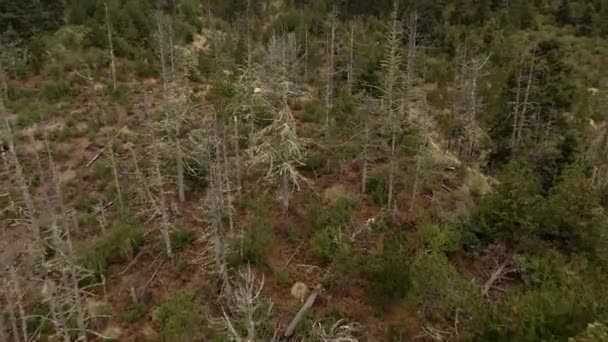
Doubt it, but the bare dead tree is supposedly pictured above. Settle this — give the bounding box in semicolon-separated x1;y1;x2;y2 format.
346;21;356;95
213;266;273;341
325;8;338;137
250;34;308;213
105;135;124;211
0;304;8;342
312;319;360;342
151;127;174;259
361;97;372;193
382;2;404;211
156;9;187;203
129;145;160;221
0;98;42;247
510;49;537;154
0;58;7;102
104;1;117;92
190;110;233;289
409;142;426;213
451;52;491;160
94;198;108;231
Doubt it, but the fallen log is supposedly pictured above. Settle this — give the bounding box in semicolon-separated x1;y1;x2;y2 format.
283;285;321;338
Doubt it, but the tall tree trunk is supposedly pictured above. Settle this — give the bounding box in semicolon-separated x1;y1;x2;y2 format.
0;306;7;342
1;100;41;247
46;281;71;342
65;224;88;342
104;1;117;92
409;144;424;213
107;137;124;211
325;10;336;138
151;131;173;258
384;3;402;211
232;116;242;197
6;295;20;342
9;268;28;342
347;22;355;95
518;53;535;145
510;56;524;154
361;99;371;194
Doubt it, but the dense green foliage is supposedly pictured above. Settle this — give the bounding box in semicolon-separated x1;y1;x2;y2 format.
1;0;607;340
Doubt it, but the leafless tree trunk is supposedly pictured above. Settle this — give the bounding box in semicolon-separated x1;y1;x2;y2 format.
219;119;235;235
129;146;159;218
304;29;309;81
8;268;28;342
347;22;355;95
510;50;535;154
361;97;373;194
409;143;425;213
151;131;173;258
232;116;242;197
0;59;7;102
383;2;403;211
1;99;42;247
3;281;20;342
325;9;337;137
104;1;117;92
216;267;272;341
0;306;7;342
106;136;124;211
510;56;524;154
65;218;88;342
157;11;186;203
518;53;535;144
44;280;71;342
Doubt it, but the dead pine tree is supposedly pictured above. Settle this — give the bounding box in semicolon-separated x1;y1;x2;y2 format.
409;139;427;213
156;9;186;203
403;11;419;118
462;53;491;159
346;21;356;96
251;36;308;213
140;93;174;258
212;267;273;341
1;98;42;248
360;95;379;194
1;265;25;342
325;8;338;139
381;2;404;212
104;1;117;92
151;127;174;259
510;48;536;155
105;133;124;212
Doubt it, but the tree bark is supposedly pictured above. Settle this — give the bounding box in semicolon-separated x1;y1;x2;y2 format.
284;287;320;338
104;1;117;92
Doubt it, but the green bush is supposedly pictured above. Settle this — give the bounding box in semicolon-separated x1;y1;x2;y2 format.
310;226;349;264
418;223;462;254
153;291;203;342
366;233;411;310
275;269;291;288
242;195;274;265
122;302;146;324
306;194;356;233
366;172;388;206
302;151;324;175
470;160;542;244
170;229;196;253
302;102;326;123
40;80;72;101
184;157;208;191
79;219;145;279
409;251;481;322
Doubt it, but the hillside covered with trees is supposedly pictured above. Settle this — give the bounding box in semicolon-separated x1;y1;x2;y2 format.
0;0;607;340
